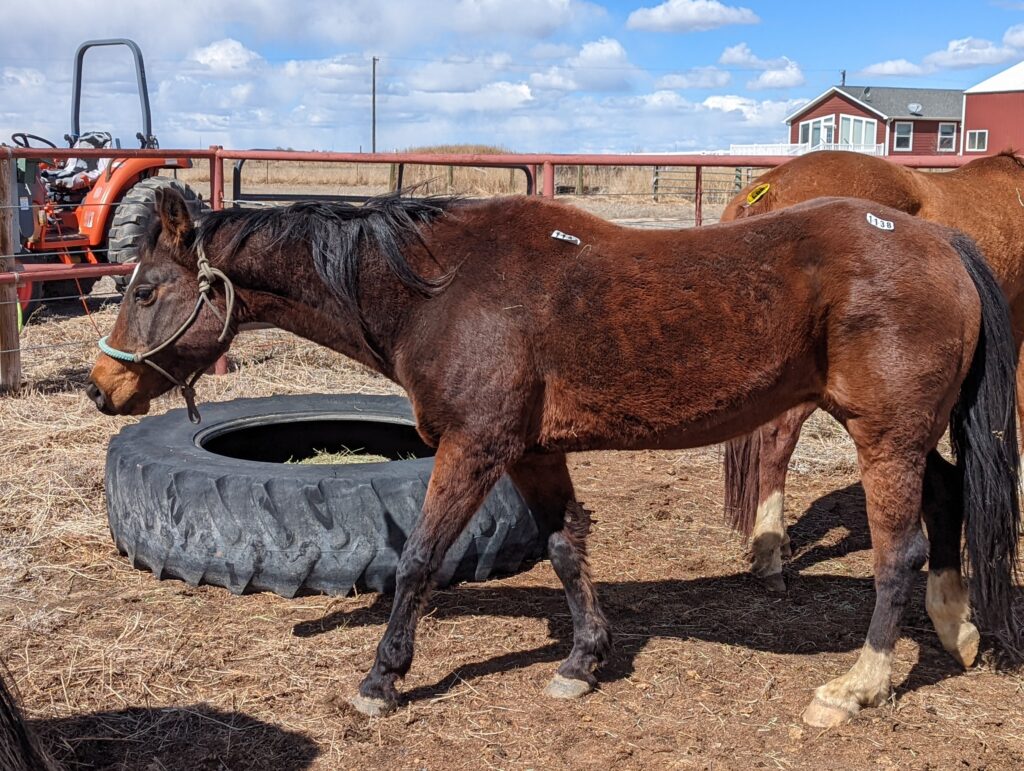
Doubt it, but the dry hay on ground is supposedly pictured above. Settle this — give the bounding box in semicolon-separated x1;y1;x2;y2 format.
2;245;1024;769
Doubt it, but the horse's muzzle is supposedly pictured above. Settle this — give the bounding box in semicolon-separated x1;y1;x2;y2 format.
86;380;116;415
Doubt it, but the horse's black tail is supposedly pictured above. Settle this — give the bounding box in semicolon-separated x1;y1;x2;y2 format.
0;664;59;771
724;433;761;537
949;233;1023;662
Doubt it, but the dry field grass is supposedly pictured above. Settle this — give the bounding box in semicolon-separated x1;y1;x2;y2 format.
2;179;1023;769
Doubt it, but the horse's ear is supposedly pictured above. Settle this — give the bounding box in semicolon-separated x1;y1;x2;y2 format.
155;187;194;249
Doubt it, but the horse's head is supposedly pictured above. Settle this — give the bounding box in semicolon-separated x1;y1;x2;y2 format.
86;188;235;418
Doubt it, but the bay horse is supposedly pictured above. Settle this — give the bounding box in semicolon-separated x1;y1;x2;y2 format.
86;188;1021;728
722;150;1024;592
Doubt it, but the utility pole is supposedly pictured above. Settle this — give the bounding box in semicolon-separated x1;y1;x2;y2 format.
372;56;378;153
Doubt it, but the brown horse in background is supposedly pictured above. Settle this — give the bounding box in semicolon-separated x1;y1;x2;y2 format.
86;188;1020;728
722;150;1024;592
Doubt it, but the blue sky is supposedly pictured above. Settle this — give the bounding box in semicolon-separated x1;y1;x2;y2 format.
2;1;1023;153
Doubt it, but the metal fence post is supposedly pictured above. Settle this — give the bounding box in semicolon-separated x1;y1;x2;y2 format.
694;166;703;227
542;161;555;198
0;154;22;390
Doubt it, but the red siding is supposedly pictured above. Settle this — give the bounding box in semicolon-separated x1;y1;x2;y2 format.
889;119;960;156
964;92;1024;154
788;93;885;143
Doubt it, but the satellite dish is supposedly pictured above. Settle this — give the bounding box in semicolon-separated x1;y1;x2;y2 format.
908;102;923;114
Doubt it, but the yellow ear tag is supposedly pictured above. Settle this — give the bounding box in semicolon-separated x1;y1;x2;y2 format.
746;182;770;205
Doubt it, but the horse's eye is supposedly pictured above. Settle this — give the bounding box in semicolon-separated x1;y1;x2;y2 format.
134;285;156;304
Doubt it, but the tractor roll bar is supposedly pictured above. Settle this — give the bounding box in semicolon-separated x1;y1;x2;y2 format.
70;39;155;149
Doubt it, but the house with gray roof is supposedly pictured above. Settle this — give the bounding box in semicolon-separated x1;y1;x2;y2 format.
780;84;964;156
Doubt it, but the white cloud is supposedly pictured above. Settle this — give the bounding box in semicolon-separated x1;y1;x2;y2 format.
529;38;639;92
627;0;759;33
403;54;514;93
657;66;731;89
1004;24;1024;49
453;0;590;36
407;82;534;114
923;37;1017;69
718;42;785;70
747;61;804;90
702;94;806;128
860;59;928;77
2;67;46;88
715;44;803;89
189;38;262;75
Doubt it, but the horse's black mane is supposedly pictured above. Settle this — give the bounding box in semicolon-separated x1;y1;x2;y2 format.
194;193;463;357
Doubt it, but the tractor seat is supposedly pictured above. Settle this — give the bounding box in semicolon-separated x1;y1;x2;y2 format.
41;131;113;193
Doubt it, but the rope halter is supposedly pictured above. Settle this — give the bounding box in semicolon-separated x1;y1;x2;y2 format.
97;240;236;423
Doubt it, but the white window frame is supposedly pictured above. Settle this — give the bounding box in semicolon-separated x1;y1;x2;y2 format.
798;115;835;147
893;121;914;152
936;122;957;152
966;129;988;152
839;114;878;149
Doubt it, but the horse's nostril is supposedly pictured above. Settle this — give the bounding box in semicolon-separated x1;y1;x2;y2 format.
86;381;109;412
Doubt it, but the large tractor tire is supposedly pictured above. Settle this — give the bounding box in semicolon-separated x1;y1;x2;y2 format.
105;394;547;598
107;177;205;289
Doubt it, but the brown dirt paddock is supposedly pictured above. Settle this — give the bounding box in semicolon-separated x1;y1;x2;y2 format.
3;199;1024;769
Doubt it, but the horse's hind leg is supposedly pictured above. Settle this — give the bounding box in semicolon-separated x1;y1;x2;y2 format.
803;440;928;728
750;402;815;591
351;433;516;716
921;450;978;667
508;454;611;699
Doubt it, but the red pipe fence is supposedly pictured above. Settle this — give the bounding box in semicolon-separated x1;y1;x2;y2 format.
0;146;975;390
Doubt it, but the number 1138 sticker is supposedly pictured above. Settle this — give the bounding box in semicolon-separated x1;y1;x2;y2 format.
866;212;895;231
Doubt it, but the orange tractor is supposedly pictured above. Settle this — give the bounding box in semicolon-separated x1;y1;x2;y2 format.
11;39;202;313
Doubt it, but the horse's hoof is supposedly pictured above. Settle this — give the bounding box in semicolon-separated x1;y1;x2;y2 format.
948;622;980;669
544;674;593;700
762;572;787;593
349;694;396;718
780;537;793;561
802;697;857;728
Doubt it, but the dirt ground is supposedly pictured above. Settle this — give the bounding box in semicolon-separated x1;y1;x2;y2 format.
2;194;1023;770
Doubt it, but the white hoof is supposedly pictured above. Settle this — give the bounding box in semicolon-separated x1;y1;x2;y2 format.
349;694;396;717
544;674;593;700
802;696;858;728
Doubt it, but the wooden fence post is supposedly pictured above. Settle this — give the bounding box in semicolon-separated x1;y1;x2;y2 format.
0;155;22;391
576;165;584;195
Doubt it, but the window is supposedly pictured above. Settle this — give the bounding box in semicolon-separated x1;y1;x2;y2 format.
966;129;988;152
894;122;913;151
839;115;878;149
798;116;835;148
937;123;957;152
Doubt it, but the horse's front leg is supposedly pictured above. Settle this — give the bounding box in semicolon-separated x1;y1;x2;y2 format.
351;433;518;716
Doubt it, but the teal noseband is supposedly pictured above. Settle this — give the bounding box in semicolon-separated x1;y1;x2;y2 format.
97;335;140;363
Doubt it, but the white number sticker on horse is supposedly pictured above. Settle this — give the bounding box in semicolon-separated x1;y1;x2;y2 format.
866;213;895;231
551;230;581;245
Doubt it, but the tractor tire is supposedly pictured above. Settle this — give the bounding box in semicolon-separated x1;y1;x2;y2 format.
105;394;546;598
107;177;205;290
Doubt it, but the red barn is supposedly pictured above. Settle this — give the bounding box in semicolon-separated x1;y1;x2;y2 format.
962;61;1024;154
783;85;963;156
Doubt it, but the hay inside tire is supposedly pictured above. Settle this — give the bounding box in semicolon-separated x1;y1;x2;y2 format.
105;394;545;598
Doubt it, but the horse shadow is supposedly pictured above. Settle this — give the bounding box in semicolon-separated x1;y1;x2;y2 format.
295;480;1008;708
31;703;318;770
786;482;872;571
